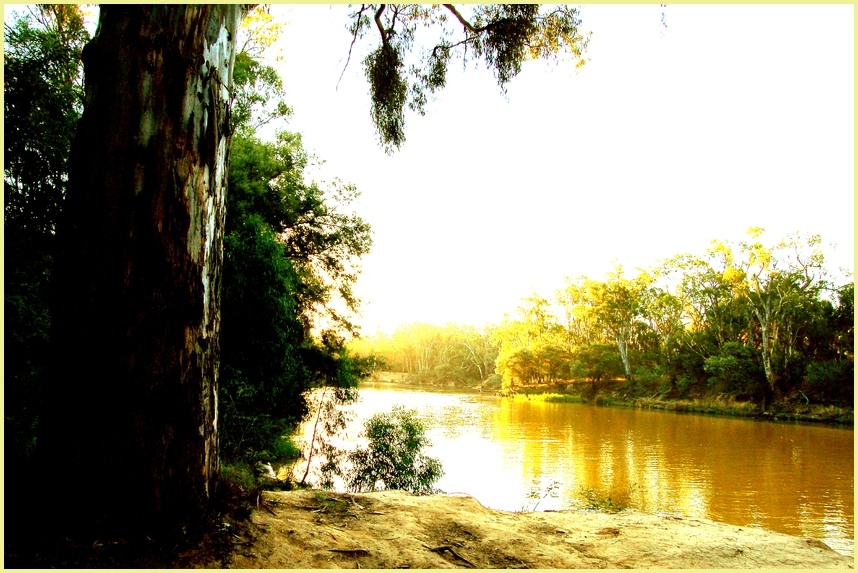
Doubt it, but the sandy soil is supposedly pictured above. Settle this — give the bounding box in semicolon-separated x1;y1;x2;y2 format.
220;489;852;569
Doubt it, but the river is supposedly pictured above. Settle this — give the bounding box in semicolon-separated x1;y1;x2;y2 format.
297;381;854;557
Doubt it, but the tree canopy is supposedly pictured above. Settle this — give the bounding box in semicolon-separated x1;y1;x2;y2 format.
4;3;89;470
345;4;589;150
354;229;853;407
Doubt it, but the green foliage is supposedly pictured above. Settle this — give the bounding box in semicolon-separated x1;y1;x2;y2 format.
271;435;303;462
219;44;375;468
705;343;764;397
3;6;89;466
346;4;588;150
831;283;854;358
577;485;634;513
226;130;372;335
220;214;309;462
219;452;299;502
805;360;854;405
365;42;408;151
493;296;568;392
569;344;624;384
219;461;261;496
231;50;292;132
470;4;540;85
343;406;444;495
4;6;88;233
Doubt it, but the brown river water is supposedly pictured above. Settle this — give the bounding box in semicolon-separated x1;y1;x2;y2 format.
298;381;854;557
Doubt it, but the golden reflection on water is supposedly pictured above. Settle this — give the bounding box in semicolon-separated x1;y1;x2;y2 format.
302;383;854;557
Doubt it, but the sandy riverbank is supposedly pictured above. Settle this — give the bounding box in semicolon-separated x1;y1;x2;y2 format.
217;489;852;568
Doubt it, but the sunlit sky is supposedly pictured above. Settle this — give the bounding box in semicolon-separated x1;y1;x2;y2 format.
267;4;854;335
8;4;853;335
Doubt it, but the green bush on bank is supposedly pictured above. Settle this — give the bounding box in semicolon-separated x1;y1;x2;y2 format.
341;406;444;495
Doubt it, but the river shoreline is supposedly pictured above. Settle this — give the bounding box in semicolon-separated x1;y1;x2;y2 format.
368;372;854;427
221;489;854;568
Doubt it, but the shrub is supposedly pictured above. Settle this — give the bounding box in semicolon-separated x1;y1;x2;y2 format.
703;342;764;397
220;461;259;495
805;359;854;405
577;485;634;513
343;406;443;495
270;435;302;463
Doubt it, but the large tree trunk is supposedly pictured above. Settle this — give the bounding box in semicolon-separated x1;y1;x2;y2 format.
39;5;242;536
751;297;778;395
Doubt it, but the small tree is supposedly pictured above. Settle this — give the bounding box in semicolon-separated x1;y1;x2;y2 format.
298;385;359;490
344;406;443;495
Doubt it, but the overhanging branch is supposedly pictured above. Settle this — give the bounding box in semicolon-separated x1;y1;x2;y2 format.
374;4;388;46
442;4;476;33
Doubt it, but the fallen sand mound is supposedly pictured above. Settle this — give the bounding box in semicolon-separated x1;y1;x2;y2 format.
226;489;852;569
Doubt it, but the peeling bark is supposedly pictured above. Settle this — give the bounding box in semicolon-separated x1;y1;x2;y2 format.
40;5;242;534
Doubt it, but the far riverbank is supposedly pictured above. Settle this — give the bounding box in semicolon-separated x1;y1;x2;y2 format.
368;371;854;427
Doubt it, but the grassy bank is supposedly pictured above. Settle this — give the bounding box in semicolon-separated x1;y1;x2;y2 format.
506;390;854;426
368;372;853;427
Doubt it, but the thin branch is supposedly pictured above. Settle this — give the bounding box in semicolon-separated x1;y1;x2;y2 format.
337;4;369;90
300;386;330;486
434;34;478;54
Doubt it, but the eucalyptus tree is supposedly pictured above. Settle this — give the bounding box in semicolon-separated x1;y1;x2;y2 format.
664;243;750;361
642;288;684;360
737;229;828;398
456;324;499;382
586;268;653;384
30;2;591;540
636;267;687;388
40;5;244;535
348;323;497;384
493;295;569;391
557;277;609;349
568;343;625;396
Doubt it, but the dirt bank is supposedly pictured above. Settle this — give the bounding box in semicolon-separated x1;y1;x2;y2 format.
220;489;852;569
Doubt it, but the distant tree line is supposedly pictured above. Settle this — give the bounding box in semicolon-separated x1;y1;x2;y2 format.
349;323;498;386
355;230;853;409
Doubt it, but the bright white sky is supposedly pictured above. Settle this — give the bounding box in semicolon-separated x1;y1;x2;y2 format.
267;4;854;336
8;4;852;335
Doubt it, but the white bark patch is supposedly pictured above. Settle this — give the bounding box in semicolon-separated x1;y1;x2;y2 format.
182;16;236;339
203;25;233;101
